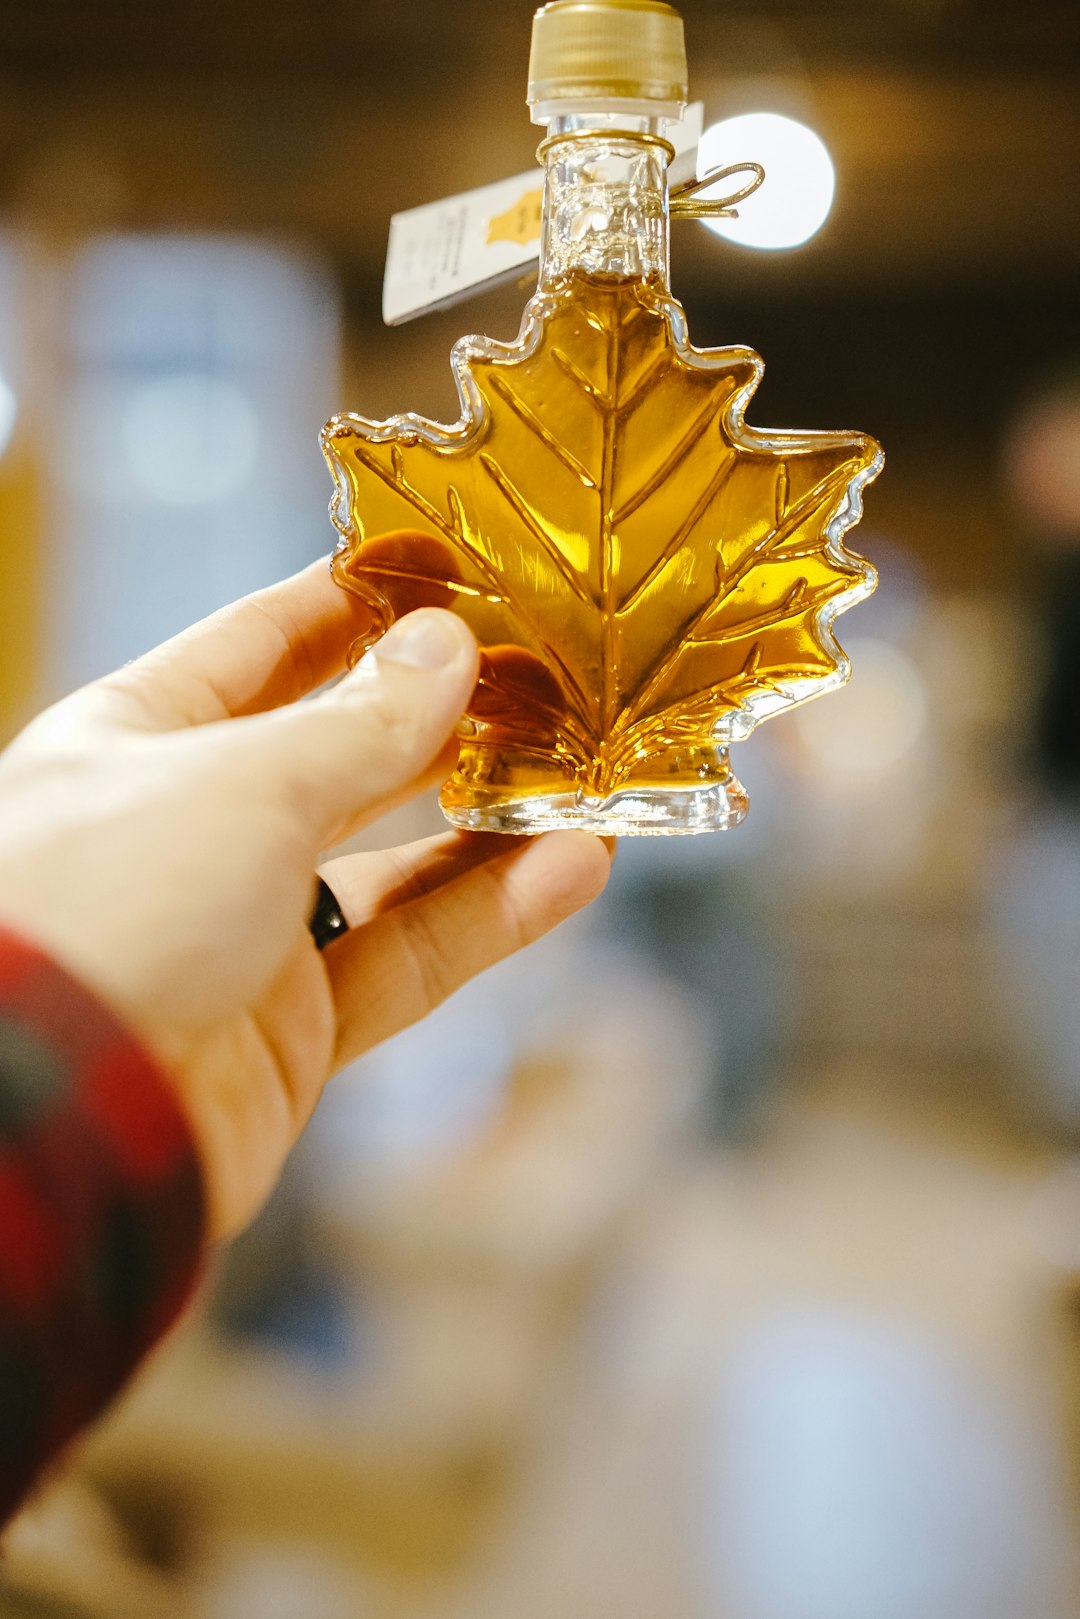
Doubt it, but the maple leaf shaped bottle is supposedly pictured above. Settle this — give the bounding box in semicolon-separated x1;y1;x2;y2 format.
322;0;883;835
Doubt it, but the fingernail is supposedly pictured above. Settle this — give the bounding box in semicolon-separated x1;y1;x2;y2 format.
375;612;460;671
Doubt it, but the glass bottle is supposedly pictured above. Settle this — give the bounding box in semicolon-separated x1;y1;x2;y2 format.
322;0;883;835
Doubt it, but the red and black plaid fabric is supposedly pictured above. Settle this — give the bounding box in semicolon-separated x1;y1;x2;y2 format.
0;926;205;1522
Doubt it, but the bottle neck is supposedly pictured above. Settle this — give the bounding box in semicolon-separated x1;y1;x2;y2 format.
538;114;672;292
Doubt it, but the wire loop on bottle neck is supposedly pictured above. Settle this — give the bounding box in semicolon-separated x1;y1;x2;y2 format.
535;131;765;223
669;161;766;220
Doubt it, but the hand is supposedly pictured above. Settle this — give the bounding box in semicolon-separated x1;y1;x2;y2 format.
0;557;613;1239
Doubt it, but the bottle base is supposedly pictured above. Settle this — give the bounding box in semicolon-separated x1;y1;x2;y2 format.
440;778;749;836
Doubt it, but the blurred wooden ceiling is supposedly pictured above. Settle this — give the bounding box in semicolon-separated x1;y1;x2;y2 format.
0;0;1074;295
0;0;1076;75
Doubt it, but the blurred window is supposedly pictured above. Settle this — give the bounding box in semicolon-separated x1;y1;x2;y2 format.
49;235;340;691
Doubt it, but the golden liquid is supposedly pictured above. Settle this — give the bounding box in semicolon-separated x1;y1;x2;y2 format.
325;273;881;826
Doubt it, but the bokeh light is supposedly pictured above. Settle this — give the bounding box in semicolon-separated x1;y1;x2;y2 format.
790;637;927;780
0;373;18;460
698;112;836;250
122;372;260;507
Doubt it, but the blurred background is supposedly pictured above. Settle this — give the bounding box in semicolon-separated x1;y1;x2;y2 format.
2;0;1080;1614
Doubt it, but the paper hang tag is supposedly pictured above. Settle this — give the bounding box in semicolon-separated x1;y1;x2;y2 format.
382;102;705;327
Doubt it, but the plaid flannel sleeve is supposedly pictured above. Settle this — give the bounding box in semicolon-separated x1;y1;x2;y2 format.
0;926;205;1523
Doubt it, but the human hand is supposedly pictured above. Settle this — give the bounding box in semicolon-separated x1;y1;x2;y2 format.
0;555;613;1239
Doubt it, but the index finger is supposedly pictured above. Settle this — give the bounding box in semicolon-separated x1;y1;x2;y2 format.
95;555;376;730
322;831;614;1066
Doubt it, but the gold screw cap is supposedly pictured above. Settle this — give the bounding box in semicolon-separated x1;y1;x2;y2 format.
527;0;688;112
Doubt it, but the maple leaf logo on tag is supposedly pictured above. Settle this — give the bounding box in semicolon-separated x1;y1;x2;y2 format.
323;278;882;818
486;188;543;248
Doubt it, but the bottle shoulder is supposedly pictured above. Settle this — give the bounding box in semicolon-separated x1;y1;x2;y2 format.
453;274;764;398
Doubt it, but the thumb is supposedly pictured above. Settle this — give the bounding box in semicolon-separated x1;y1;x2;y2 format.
240;608;479;842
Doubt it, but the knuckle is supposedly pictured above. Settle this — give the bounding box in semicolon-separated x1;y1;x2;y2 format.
482;861;532;955
243;595;318;697
398;902;463;1017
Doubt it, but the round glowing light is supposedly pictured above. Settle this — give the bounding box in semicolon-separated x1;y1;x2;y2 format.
122;372;259;507
698;112;836;251
1004;388;1080;539
791;638;926;779
0;373;18;459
